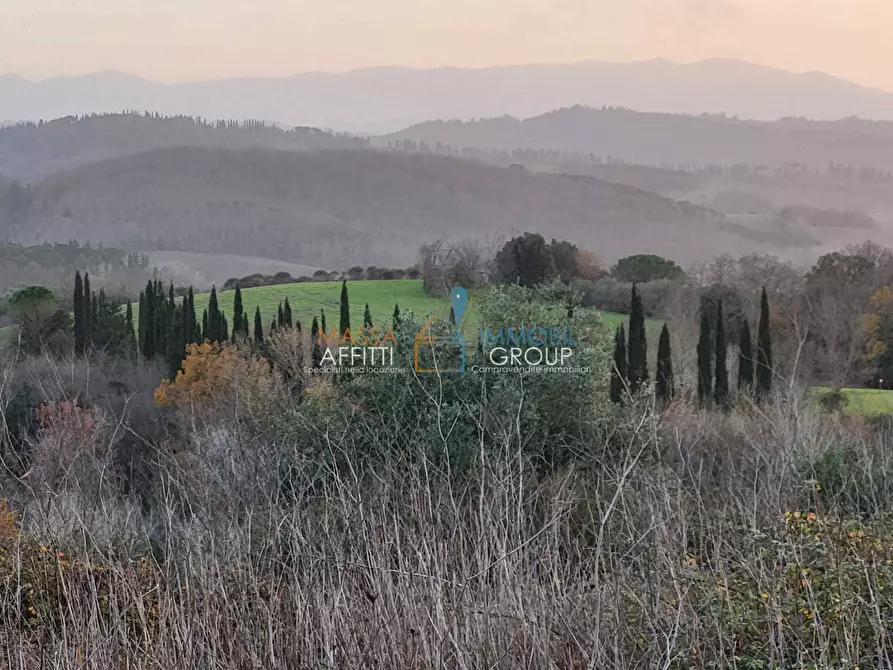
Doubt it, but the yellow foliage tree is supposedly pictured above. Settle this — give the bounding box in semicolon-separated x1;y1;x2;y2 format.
859;286;893;381
154;342;275;412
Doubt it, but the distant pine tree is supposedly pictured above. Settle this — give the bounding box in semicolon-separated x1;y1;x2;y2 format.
73;271;86;355
737;317;754;394
756;287;773;402
254;307;264;343
656;323;675;405
697;307;713;406
610;325;628;404
714;300;729;409
363;303;373;328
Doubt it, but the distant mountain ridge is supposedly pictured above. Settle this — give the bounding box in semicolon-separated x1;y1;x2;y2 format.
4;59;893;134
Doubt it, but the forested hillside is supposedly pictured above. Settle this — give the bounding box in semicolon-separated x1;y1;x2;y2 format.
0;113;368;181
385;107;893;173
7;147;763;268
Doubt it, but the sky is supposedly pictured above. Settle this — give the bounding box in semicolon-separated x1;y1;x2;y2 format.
1;0;892;91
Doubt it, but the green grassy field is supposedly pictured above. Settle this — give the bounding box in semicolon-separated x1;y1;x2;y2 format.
137;279;663;341
812;387;893;417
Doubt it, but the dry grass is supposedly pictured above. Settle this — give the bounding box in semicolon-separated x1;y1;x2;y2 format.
2;357;893;668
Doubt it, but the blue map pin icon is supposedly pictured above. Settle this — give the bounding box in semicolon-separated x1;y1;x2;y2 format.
451;286;468;326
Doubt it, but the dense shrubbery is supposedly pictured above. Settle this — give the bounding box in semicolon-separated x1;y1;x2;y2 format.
4;277;893;666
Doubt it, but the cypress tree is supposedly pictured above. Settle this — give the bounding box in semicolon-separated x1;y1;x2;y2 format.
393;303;400;328
363;303;373;328
83;273;92;348
73;271;85;355
232;285;244;341
656;323;675;405
140;284;155;358
627;285;648;391
270;320;277;334
697;307;713;406
202;310;209;342
610;325;628;404
219;314;228;342
714;300;729;409
207;286;220;343
124;301;136;353
321;308;327;335
449;306;456;325
756;287;773;401
277;303;285;329
165;305;185;379
241;313;249;339
184;287;196;345
153;280;166;355
254;307;264;343
283;298;293;328
311;317;321;367
737;317;754;393
91;292;99;347
339;281;350;337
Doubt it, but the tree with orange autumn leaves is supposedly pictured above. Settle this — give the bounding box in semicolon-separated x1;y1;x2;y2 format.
154;342;276;413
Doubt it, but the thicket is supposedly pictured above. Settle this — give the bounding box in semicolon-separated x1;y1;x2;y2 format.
0;276;892;668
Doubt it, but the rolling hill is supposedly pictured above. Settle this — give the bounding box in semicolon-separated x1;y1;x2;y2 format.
384;106;893;173
0;113;368;181
8;146;765;268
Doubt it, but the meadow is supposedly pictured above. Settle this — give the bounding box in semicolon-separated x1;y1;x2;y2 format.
813;386;893;416
178;278;664;339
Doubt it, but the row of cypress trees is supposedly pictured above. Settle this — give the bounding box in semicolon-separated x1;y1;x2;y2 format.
610;285;676;405
73;270;136;355
697;287;773;407
610;284;774;408
135;280;307;377
76;276;433;376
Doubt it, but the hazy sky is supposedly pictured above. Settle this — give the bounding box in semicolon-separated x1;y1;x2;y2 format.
1;0;892;91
